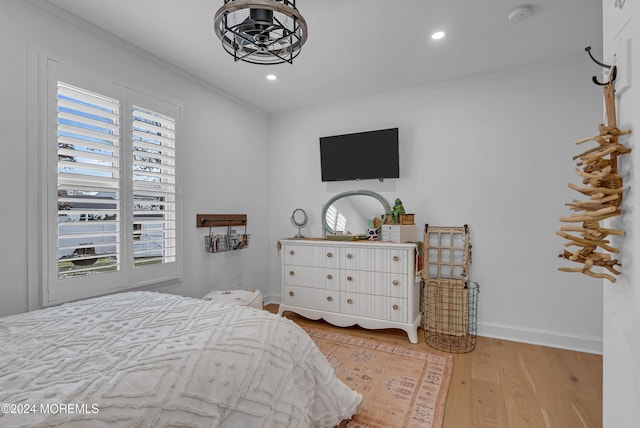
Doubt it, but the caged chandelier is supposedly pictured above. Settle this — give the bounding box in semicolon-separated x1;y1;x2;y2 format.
214;0;308;65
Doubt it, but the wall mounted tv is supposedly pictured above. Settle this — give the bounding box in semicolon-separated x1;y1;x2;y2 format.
319;127;399;182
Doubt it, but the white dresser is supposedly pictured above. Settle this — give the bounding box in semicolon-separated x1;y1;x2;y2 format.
278;239;421;343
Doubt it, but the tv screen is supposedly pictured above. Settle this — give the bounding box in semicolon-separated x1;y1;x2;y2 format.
319;128;399;182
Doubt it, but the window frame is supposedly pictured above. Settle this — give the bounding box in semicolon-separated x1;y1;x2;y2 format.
42;59;182;306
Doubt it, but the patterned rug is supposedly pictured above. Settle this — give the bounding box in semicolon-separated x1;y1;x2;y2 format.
303;327;453;428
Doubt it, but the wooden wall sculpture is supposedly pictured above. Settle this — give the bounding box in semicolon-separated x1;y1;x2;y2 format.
557;65;631;283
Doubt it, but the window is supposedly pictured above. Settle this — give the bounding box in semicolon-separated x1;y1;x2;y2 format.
56;82;121;279
325;205;348;233
44;60;181;305
131;105;177;267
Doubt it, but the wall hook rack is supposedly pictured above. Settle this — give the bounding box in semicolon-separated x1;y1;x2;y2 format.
585;46;617;85
197;214;249;253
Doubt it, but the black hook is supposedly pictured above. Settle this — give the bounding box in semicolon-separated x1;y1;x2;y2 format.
585;46;616;85
585;46;610;69
592;67;617;86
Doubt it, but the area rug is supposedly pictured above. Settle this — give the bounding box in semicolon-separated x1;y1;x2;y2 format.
303;327;453;428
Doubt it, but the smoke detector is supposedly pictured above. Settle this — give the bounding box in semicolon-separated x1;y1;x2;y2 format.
508;5;533;22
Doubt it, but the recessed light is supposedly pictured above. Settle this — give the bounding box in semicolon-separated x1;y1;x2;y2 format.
266;74;277;81
431;31;446;40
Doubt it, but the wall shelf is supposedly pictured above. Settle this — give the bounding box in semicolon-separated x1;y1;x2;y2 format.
197;214;249;253
196;214;247;228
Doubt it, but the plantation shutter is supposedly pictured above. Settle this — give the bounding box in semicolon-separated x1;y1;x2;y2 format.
45;60;181;306
132;106;176;266
56;82;121;279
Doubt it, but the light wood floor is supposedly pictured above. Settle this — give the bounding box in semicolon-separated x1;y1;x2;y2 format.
265;304;602;428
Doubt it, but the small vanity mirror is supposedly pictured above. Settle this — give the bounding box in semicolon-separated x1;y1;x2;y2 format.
290;208;308;238
322;190;391;236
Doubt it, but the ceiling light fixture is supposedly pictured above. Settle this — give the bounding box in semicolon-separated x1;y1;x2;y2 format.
266;74;277;80
214;0;308;65
431;31;446;40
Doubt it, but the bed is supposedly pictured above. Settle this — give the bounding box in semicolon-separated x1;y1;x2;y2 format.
0;291;362;427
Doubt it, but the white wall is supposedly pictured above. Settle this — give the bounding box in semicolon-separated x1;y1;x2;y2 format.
269;61;605;353
602;1;639;426
0;0;610;357
0;0;272;316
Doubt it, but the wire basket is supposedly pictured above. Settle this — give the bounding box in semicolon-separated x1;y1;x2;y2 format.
423;278;479;353
204;234;250;253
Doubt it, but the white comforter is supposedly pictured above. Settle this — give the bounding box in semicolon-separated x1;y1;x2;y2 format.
0;291;361;427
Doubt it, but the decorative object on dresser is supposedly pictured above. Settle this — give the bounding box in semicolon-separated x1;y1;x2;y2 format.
365;226;379;241
422;224;479;353
381;198;418;242
381;224;417;243
321;190;391;239
557;50;631;283
278;239;422;343
382;197;416;242
197;214;250;253
399;212;415;225
390;197;405;223
290;208;308;238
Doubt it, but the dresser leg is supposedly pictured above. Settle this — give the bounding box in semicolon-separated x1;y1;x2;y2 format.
407;328;419;344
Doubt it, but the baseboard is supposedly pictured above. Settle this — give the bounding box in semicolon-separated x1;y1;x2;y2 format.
263;293;278;308
478;321;602;355
266;294;602;355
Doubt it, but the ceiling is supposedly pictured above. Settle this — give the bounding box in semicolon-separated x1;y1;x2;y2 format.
42;0;602;115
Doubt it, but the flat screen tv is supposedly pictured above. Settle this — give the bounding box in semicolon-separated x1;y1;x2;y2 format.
319;127;399;182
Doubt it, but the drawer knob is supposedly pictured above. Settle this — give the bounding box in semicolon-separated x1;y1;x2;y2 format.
327;274;333;280
347;298;353;304
327;252;333;258
289;271;295;276
289;291;294;296
327;296;333;302
392;304;399;310
289;250;295;255
393;256;399;261
392;280;399;286
346;276;353;282
347;253;353;259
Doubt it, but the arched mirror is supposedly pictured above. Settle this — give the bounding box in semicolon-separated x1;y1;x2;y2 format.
322;190;391;236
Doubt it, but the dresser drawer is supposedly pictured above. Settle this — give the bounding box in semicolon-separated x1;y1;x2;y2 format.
284;265;340;290
283;286;339;312
340;247;387;271
342;292;374;318
341;269;370;294
283;265;315;287
284;244;338;268
389;249;410;274
340;246;411;274
342;292;408;322
386;297;408;322
371;295;408;322
382;273;408;299
339;270;404;298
